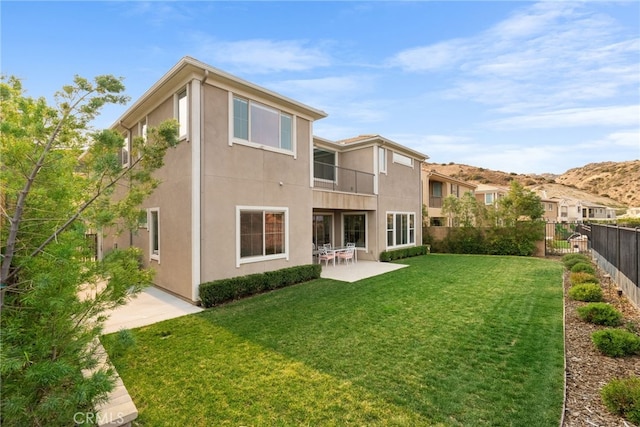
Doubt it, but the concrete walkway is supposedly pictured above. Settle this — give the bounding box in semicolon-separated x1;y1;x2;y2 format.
103;286;202;334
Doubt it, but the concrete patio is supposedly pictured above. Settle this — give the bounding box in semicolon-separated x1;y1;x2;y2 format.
320;260;407;282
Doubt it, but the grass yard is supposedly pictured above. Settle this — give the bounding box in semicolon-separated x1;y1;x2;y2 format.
102;254;565;426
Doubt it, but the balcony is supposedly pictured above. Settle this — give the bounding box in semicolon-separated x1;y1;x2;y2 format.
313;162;374;195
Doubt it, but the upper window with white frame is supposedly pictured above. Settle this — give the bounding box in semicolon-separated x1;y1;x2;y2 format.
233;96;293;152
176;89;188;139
379;147;387;174
120;135;130;168
392;152;413;167
237;207;288;265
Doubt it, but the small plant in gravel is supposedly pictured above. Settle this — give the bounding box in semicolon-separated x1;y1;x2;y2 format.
571;262;596;275
563;253;591;269
601;377;640;424
592;329;640;357
577;303;623;326
569;283;603;302
569;271;599;285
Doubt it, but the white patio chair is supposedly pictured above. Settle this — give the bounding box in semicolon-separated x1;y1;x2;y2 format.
318;246;336;267
338;246;355;265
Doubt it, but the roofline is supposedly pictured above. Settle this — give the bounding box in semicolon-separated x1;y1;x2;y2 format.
317;134;429;161
421;168;478;189
111;56;328;129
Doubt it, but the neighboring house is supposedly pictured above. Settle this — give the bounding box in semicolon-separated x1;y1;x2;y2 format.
103;57;427;303
554;198;616;222
540;198;559;222
474;184;509;206
421;169;477;226
580;201;617;221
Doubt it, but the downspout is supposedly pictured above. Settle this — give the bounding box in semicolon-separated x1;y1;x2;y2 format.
120;120;134;250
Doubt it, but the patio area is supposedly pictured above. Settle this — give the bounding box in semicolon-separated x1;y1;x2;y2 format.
319;260;407;283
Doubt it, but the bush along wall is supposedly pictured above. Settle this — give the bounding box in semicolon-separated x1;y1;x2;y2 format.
199;264;321;308
380;245;429;262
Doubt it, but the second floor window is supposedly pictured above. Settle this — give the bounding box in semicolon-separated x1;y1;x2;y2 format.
233;96;293;151
177;90;188;139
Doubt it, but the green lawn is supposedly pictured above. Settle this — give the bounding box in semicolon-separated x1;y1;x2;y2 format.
102;254;565;426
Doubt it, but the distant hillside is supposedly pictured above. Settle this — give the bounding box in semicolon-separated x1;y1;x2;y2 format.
424;160;639;208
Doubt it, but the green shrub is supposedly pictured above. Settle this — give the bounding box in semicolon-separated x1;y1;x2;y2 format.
562;253;590;269
199;264;321;308
601;377;640;424
569;271;599;285
571;262;596;275
577;303;623;326
380;245;429;262
568;283;603;302
592;329;640;357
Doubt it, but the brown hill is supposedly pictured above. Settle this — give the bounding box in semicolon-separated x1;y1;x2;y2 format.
424;160;639;208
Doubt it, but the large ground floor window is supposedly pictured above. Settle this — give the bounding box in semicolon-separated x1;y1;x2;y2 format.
237;207;288;265
343;213;366;248
387;212;415;248
313;214;333;248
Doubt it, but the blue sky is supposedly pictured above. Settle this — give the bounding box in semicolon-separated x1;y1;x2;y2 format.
2;1;639;174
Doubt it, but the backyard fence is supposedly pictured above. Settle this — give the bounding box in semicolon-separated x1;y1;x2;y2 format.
545;222;587;255
579;223;640;308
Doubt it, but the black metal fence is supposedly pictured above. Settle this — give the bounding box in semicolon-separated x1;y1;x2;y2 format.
579;223;639;289
545;222;588;255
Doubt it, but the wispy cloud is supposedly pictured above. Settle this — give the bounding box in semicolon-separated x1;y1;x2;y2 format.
389;1;640;125
193;36;331;73
488;105;640;130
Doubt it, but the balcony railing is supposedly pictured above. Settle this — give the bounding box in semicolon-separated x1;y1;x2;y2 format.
313;162;374;195
429;196;443;208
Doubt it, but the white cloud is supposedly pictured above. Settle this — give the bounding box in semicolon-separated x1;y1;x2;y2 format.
196;38;331;73
488;105;640;130
390;1;640;118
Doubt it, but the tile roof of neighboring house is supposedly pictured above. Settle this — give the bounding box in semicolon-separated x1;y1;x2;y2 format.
474;183;510;193
421;168;477;189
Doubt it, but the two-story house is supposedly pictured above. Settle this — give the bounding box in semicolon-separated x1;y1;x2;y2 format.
474;184;509;206
421;168;477;226
103;57;427;303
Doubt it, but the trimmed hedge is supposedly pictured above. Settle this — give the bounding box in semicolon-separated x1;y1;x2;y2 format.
380;245;429;262
601;377;640;424
592;329;640;357
568;283;603;302
562;253;591;269
577;303;623;326
199;264;321;308
570;262;596;275
569;271;599;285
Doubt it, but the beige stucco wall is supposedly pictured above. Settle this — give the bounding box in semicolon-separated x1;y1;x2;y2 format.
377;155;423;254
199;84;314;284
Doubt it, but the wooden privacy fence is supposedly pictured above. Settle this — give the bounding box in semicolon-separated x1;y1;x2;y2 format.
579;223;640;307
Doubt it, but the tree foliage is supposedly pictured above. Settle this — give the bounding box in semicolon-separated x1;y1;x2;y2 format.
0;75;179;425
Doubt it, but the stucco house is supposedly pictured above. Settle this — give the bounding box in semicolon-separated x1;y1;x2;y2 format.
474;184;509;206
421;168;477;226
103;57;427;303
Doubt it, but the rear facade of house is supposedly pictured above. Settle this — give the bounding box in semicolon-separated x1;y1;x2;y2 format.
104;57;426;303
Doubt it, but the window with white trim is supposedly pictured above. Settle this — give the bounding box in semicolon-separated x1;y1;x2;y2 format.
485;193;494;205
177;89;188;139
313;148;336;181
343;213;366;248
386;212;415;248
120;135;130;167
392;152;413;167
379;147;387;174
148;208;160;261
233;96;293;152
238;207;288;264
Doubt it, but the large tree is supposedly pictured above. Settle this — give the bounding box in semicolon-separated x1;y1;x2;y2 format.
0;75;179;425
